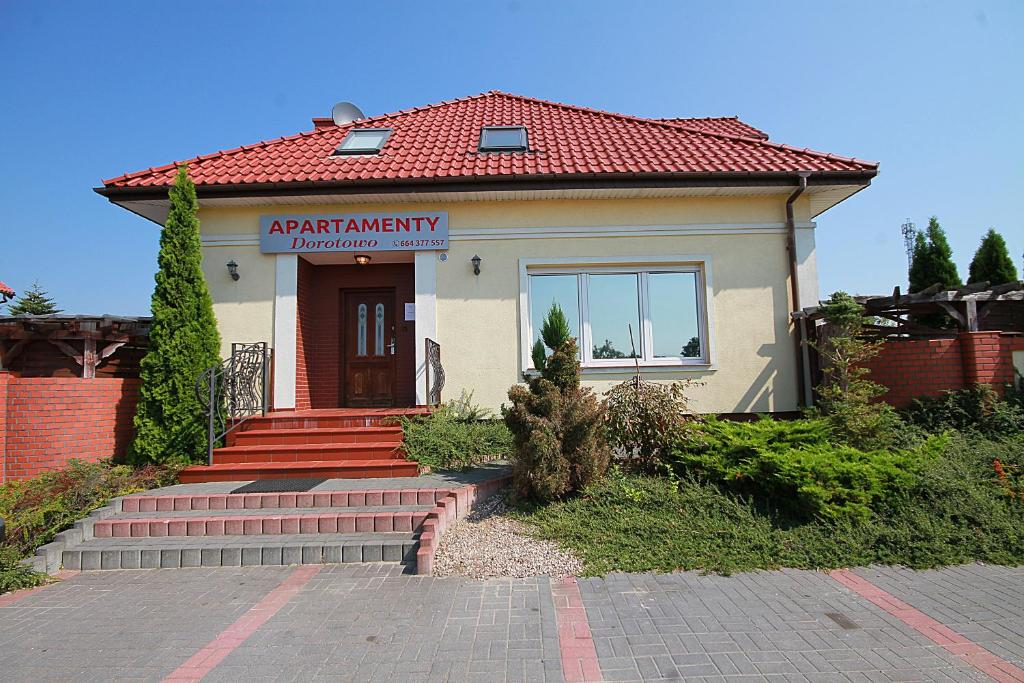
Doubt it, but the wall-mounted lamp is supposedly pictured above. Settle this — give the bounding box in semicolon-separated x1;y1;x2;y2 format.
226;260;240;281
471;254;482;276
354;254;372;266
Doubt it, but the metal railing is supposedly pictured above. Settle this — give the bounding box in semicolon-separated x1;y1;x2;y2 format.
196;342;270;464
424;338;444;406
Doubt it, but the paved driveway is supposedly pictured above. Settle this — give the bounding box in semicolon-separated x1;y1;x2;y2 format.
1;563;1022;682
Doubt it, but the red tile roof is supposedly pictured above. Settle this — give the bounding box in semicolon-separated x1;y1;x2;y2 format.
102;91;876;190
656;117;769;140
0;281;13;297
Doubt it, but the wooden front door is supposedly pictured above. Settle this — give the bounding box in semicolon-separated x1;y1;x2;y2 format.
342;289;396;407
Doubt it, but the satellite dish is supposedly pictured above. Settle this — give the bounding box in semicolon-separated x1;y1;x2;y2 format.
331;102;365;126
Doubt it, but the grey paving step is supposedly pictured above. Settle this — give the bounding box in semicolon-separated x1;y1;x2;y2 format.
114;504;432;519
63;532;419;570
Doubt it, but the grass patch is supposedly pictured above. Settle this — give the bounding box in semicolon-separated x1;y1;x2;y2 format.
0;460;179;593
514;431;1024;576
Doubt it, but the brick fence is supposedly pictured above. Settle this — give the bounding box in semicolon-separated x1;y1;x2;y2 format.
0;371;140;482
864;331;1024;407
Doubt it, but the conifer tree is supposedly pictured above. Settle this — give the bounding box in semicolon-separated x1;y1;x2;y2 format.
908;216;962;293
6;281;62;315
130;166;222;464
968;229;1018;286
814;291;901;450
504;303;609;502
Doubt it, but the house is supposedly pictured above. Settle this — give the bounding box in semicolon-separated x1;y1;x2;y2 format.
96;91;878;416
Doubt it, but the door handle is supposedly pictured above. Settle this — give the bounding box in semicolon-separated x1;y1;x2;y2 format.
388;326;396;355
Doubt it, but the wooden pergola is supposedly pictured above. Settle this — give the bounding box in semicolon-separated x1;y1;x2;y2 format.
794;281;1024;338
0;315;151;378
789;281;1023;406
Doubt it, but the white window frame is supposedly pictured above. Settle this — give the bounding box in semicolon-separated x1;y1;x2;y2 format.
519;255;716;373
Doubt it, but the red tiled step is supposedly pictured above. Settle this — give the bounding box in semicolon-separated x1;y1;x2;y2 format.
229;426;403;447
93;511;431;538
178;460;419;483
213;442;403;464
240;408;430;432
122;489;450;512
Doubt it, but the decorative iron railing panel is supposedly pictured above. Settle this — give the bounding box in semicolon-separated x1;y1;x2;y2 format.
196;342;270;464
425;338;444;406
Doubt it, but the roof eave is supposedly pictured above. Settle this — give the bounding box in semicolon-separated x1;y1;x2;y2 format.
95;169;877;203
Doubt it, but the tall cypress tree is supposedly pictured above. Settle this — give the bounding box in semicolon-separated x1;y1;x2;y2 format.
908;216;962;293
130;166;221;464
968;229;1018;286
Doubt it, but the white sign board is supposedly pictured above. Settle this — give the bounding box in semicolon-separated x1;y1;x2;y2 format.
259;212;448;254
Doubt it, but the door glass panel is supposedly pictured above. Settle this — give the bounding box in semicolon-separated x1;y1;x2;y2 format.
375;303;385;356
528;274;580;359
588;274;641;359
649;272;701;358
357;304;367;356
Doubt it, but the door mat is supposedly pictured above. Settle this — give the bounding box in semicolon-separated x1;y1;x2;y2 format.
231;478;328;494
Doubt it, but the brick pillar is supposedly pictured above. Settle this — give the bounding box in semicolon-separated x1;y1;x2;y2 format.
959;331;1003;387
0;370;9;484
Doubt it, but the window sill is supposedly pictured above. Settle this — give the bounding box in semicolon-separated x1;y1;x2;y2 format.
524;363;715;379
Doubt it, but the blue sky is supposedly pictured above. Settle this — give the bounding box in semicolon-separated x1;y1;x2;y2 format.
1;1;1021;315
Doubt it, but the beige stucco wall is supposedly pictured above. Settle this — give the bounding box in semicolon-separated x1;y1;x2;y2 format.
438;233;795;413
200;244;276;359
199;195;809;235
197;193;811;413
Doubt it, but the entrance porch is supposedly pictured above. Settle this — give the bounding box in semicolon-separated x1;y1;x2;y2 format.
272;250;440;411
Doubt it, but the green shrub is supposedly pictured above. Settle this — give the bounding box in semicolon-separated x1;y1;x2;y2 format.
504;305;610;502
396;394;512;471
443;389;498;422
671;416;931;522
867;432;1024;567
518;432;1024;575
0;460;179;558
0;546;47;593
604;378;700;473
903;384;1024;438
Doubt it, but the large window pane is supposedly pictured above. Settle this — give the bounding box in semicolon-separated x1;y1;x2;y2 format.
588;274;641;359
649;272;701;358
529;275;580;351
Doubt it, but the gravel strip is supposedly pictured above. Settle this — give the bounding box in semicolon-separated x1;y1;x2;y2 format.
432;494;583;579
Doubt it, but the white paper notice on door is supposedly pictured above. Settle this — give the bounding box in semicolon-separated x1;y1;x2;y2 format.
404;303;415;321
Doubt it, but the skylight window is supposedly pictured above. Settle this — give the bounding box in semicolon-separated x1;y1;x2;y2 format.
335;128;391;155
479;126;528;152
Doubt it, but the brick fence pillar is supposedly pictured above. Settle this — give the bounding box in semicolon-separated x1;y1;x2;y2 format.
959;331;1004;387
0;370;9;484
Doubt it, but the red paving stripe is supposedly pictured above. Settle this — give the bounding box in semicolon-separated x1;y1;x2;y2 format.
163;565;321;682
830;570;1024;683
0;570;80;608
0;582;51;608
552;576;603;683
